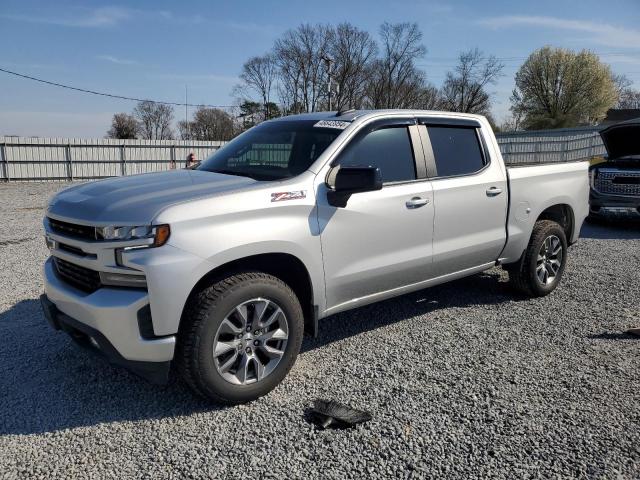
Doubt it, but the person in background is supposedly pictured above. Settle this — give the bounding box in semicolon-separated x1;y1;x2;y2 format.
169;159;176;170
186;152;197;169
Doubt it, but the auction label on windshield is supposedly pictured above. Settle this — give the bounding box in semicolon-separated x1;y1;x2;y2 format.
314;120;350;129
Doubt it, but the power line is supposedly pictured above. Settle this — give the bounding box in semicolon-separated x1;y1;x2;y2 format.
417;51;640;68
0;67;235;108
3;49;637;107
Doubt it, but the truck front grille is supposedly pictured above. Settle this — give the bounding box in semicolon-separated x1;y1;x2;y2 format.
48;218;97;241
594;170;640;196
54;257;102;293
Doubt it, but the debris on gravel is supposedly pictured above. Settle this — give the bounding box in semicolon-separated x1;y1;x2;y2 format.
1;182;639;479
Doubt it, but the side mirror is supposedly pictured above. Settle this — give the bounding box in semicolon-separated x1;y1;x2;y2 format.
326;165;383;208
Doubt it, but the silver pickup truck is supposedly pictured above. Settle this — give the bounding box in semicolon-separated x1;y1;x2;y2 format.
41;110;589;403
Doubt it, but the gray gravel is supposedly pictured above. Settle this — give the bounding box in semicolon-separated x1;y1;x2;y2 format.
1;182;639;479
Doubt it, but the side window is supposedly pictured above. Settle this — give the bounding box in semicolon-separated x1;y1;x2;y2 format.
427;126;486;177
337;126;416;183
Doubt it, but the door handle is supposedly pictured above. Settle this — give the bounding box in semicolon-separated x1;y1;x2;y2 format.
405;197;430;209
486;187;502;197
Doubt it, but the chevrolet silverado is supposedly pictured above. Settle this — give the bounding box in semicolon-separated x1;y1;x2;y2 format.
41;110;589;403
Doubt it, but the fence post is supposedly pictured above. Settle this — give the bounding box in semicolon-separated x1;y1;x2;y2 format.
65;144;74;181
120;145;126;176
171;145;176;170
0;143;8;182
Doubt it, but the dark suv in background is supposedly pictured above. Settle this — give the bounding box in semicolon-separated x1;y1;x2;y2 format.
589;119;640;219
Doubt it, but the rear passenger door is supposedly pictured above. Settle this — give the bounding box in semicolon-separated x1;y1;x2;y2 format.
418;119;508;277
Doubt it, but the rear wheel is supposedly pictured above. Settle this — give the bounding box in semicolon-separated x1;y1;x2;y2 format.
177;272;304;404
507;220;568;297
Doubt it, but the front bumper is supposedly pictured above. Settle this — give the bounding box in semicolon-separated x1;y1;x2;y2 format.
42;257;175;383
589;188;640;217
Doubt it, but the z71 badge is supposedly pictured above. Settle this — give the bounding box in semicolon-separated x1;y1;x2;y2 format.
271;191;306;202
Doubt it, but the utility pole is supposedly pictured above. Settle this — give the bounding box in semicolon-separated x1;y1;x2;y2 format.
322;55;333;111
185;85;189;140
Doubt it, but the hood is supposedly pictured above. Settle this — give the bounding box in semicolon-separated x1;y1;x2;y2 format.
47;169;258;224
600;118;640;160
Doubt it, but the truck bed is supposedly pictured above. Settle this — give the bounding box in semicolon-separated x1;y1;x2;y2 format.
500;161;590;263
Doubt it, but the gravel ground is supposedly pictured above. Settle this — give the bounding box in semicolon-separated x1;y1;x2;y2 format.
0;182;639;479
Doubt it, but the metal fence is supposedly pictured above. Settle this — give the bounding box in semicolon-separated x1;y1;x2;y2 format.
495;126;604;165
1;127;606;182
0;137;225;181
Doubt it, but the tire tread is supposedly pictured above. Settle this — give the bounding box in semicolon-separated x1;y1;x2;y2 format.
176;271;302;404
509;220;566;297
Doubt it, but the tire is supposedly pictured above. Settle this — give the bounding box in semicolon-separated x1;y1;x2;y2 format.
177;271;304;404
507;220;568;297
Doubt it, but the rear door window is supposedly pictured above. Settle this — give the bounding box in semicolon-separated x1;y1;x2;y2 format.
427;127;485;177
337;126;416;183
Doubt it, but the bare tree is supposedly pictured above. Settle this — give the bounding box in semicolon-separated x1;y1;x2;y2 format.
367;63;430;109
237;54;278;119
106;113;138;139
440;48;503;115
178;107;236;141
230;21;509;120
366;22;427;108
498;112;524;132
327;23;378;110
613;74;640;109
613;73;633;98
133;101;174;140
416;83;443;110
274;24;332;113
618;89;640;109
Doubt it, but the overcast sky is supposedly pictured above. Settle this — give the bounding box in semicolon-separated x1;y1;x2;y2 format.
1;0;639;137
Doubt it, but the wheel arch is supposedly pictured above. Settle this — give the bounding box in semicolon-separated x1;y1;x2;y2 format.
184;252;318;337
502;202;576;268
536;203;575;243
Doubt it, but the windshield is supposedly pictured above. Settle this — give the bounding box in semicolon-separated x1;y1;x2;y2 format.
197;120;344;180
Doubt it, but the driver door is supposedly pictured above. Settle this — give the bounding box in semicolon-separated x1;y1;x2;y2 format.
317;119;435;312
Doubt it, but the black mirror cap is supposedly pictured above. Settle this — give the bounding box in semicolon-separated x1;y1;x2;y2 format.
333;166;382;193
327;166;382;207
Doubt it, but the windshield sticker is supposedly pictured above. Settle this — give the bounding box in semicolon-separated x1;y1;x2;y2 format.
314;120;350;130
271;191;306;202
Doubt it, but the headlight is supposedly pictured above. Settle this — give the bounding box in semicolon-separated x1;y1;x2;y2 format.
97;224;170;247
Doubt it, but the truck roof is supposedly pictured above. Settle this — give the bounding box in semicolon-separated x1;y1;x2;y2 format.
270;109;487;124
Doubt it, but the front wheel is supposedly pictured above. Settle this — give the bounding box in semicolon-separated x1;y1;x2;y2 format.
507;220;568;297
177;272;304;404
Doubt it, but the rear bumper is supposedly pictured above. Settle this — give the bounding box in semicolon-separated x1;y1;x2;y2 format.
42;257;175;383
589;188;640;216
